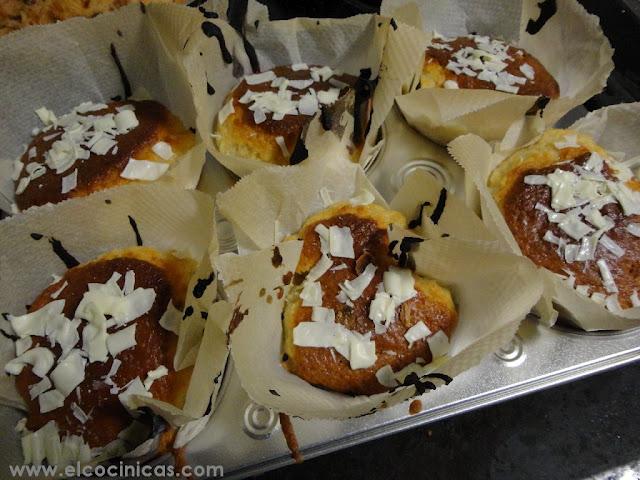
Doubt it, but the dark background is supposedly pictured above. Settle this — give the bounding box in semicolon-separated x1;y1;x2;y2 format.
254;1;640;479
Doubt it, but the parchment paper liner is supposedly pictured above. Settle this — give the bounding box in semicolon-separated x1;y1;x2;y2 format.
449;102;640;331
182;1;427;177
0;183;230;459
380;0;614;146
215;134;542;419
0;3;208;212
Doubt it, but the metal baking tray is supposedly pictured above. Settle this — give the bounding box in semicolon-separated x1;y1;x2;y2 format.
183;105;640;478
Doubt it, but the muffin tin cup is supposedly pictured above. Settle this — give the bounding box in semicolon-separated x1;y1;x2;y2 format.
449;102;640;331
381;0;614;146
0;183;229;461
183;2;425;177
0;4;207;210
215;134;542;419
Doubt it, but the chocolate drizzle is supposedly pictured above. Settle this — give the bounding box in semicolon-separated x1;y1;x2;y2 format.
227;0;260;73
31;232;79;268
288;137;309;165
269;389;280;396
271;246;283;268
201;22;233;64
109;43;132;99
193;272;215;298
408;201;431;229
187;0;207;6
206;80;215;95
400;372;436;395
526;95;551;116
139;2;146;14
182;305;194;320
526;0;557;35
390;18;398;30
198;6;219;18
429;188;447;225
127;215;143;246
423;373;453;384
49;238;80;269
353;68;375;146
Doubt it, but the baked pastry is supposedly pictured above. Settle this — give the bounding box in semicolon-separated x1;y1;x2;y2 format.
282;202;457;395
421;34;559;98
489;129;640;311
13;99;195;211
4;247;196;464
0;0;183;37
213;64;374;166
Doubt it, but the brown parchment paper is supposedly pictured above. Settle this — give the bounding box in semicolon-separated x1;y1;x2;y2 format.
0;183;229;451
182;1;427;177
449;102;640;331
380;0;614;146
0;3;207;211
215;133;542;418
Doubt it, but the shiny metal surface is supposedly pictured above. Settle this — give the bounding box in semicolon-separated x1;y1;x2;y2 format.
183;106;640;479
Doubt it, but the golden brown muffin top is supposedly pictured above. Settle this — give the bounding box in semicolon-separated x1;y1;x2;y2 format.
0;0;183;37
282;203;457;395
223;65;358;138
490;129;640;310
13;99;195;211
8;247;195;451
422;34;559;98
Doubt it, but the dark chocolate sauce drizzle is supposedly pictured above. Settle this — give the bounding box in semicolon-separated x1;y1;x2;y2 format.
31;233;79;268
49;238;80;269
227;0;260;73
408;201;431;229
187;0;207;6
109;43;132;99
390;18;398;30
199;6;219;18
353;68;376;146
271;246;283;268
182;305;194;320
423;373;453;385
526;95;551;116
200;311;208;319
206;78;215;95
127;215;144;246
429;188;447;225
139;2;146;14
193;272;215;298
289;137;309;165
201;22;233;64
526;0;557;35
400;372;436;395
269;389;281;396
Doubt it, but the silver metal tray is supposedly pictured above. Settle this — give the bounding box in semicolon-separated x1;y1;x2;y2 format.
184;106;640;478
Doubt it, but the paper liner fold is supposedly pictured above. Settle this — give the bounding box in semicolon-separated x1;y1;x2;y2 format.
0;3;207;207
216;138;542;418
183;5;426;177
449;102;640;331
0;183;229;455
381;0;614;146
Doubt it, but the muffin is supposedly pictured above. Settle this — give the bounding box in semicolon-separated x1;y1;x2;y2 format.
0;0;183;37
4;246;197;465
13;99;195;211
421;34;559;98
282;202;457;395
213;64;374;166
489;129;640;311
